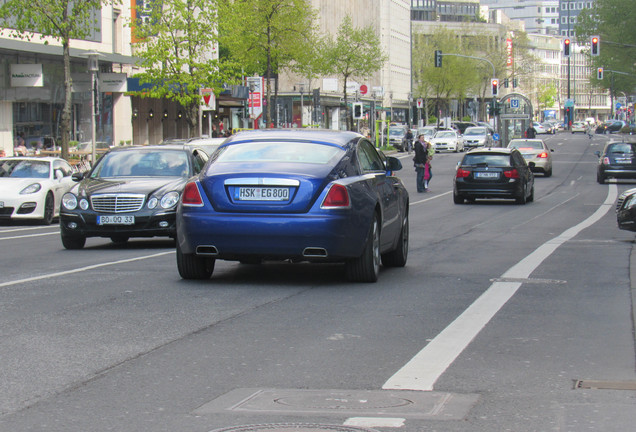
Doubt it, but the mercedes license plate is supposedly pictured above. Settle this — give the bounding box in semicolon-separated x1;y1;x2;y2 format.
236;187;289;201
475;172;499;179
97;215;135;225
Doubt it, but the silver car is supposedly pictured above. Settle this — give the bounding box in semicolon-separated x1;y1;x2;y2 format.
463;127;492;149
507;138;553;177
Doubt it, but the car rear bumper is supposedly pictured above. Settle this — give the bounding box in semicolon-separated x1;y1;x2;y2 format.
600;167;636;179
454;179;523;199
176;211;368;260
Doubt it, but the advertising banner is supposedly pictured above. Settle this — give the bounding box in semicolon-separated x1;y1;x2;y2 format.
11;64;43;87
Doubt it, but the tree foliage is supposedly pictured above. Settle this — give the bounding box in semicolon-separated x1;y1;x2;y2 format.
320;16;387;131
576;0;636;94
0;0;119;160
218;0;319;127
131;0;241;137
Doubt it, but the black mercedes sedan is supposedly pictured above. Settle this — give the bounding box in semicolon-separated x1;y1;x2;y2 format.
453;147;535;204
59;145;209;249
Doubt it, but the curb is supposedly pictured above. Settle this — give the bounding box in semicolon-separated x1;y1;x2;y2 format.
630;243;636;348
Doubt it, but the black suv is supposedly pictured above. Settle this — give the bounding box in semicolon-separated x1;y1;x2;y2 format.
453;147;535;204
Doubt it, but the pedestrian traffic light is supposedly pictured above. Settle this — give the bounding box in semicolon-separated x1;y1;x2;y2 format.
564;39;571;57
352;102;363;119
434;50;442;68
491;78;498;96
597;67;604;80
591;36;599;56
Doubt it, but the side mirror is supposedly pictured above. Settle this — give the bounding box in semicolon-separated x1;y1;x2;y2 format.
594;151;601;158
71;172;85;182
385;156;403;172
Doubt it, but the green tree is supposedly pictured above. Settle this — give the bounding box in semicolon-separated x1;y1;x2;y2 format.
537;83;558;114
576;0;636;95
0;0;119;160
320;16;387;131
131;0;240;137
219;0;319;127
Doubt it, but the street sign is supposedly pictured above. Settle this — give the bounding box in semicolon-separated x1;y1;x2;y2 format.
493;133;500;141
416;98;424;108
616;102;622;110
200;88;216;110
510;99;519;108
246;76;264;119
360;84;368;95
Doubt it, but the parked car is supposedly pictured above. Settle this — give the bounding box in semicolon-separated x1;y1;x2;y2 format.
571;121;587;133
507;138;553;177
595;142;636;184
183;137;227;156
0;156;76;224
175;129;410;283
431;129;465;152
463;126;492;149
59;144;210;249
387;124;409;151
453;147;534;204
596;120;626;134
616;187;636;231
451;121;477;134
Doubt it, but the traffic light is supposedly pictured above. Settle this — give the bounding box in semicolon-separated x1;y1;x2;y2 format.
504;78;509;88
434;50;442;68
591;36;599;56
597;67;604;80
491;78;498;96
564;38;571;57
352;103;363;119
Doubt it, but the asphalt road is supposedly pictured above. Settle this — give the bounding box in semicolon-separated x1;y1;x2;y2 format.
1;131;635;432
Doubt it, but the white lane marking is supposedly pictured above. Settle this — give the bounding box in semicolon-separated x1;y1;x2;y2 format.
383;184;617;391
0;231;59;241
344;418;405;428
0;251;175;289
410;191;451;205
0;226;56;233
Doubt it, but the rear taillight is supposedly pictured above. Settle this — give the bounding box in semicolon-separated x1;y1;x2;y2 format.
322;183;350;208
503;169;520;179
456;168;471;178
182;182;203;206
538;152;548;158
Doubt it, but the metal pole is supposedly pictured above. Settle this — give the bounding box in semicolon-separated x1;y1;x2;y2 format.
91;70;96;165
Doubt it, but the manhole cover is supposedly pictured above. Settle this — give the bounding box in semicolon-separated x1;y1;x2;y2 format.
210;424;379;432
274;392;412;410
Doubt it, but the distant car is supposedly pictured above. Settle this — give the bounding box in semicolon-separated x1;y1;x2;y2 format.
463;126;492;149
185;137;227;156
453;147;534;204
431;129;464;152
0;156;76;224
532;122;548;134
451;121;477;134
595;142;636;184
387;125;409;151
59;144;210;249
571;122;587;133
416;126;437;141
507;138;553;177
596;120;626;134
175;129;410;283
542;122;557;134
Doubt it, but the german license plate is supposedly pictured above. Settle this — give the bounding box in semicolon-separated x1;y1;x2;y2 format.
97;215;135;225
236;187;289;201
475;172;499;179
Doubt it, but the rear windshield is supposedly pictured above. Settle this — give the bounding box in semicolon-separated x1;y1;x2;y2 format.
607;144;636;155
509;140;543;150
464;128;486;136
462;154;511;166
215;141;344;165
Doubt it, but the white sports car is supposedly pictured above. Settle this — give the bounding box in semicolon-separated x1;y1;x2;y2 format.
431;130;464;152
0;157;76;224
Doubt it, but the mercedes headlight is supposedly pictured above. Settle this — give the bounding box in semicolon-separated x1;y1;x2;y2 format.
160;192;180;209
62;193;78;210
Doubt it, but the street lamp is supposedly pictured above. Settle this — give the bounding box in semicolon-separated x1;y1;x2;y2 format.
83;51;102;165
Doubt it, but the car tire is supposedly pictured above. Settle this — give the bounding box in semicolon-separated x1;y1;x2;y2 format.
516;185;527;204
61;234;86;250
597;171;606;184
528;185;534;202
176;242;214;280
381;213;408;267
41;193;55;225
544;167;552;177
345;215;380;282
110;236;129;245
453;192;465;204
